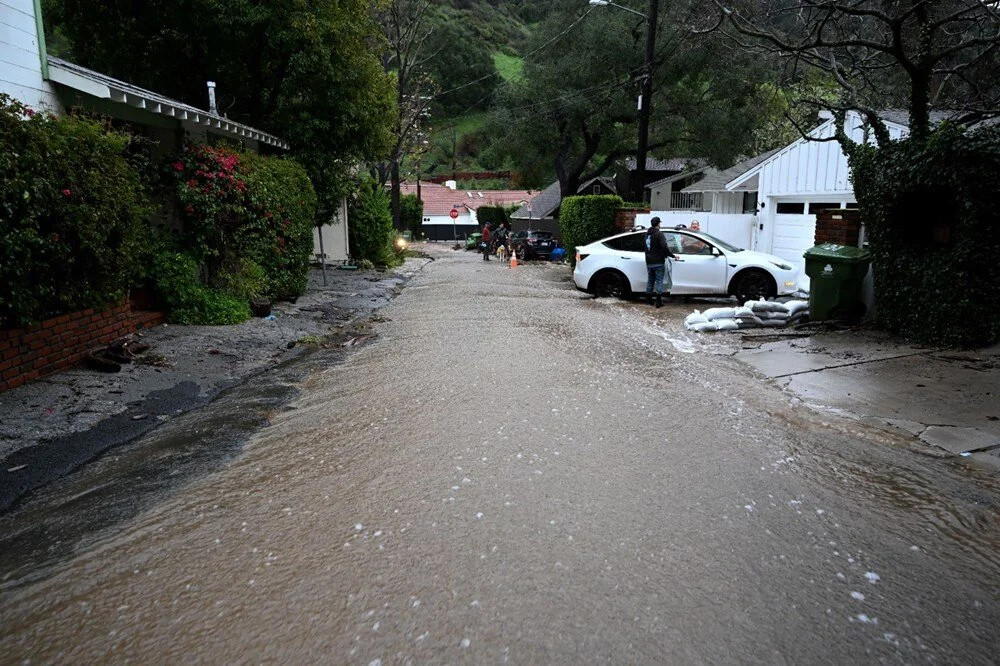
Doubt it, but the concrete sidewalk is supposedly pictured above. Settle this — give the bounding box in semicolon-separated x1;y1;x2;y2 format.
735;329;1000;470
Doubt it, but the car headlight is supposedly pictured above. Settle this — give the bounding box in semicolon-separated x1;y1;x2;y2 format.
770;260;793;271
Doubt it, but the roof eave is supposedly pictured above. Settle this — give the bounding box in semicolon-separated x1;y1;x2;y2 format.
46;59;290;150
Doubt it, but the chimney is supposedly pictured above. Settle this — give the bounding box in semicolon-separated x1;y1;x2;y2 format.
445;180;457;190
207;81;217;114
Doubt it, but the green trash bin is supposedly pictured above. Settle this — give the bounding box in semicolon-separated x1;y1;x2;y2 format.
803;243;871;321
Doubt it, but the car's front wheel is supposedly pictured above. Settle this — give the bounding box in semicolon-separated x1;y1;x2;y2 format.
731;269;777;303
589;270;631;300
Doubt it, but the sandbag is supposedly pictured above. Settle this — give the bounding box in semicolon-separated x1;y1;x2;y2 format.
734;306;754;318
689;321;720;332
714;318;740;331
784;300;809;316
746;300;789;314
702;307;737;321
762;311;791;321
735;314;764;328
684;310;708;327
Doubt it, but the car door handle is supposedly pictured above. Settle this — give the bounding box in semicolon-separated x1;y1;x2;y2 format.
620;256;631;260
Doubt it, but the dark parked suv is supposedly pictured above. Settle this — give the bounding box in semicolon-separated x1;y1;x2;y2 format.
512;230;556;260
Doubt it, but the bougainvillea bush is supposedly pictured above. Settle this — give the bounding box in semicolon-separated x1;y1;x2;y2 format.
0;94;150;328
164;144;317;322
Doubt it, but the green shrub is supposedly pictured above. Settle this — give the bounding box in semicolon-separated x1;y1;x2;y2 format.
348;179;400;267
849;124;1000;347
151;247;249;325
476;205;511;228
171;145;317;302
239;153;317;300
559;195;623;266
0;94;150;327
400;193;423;239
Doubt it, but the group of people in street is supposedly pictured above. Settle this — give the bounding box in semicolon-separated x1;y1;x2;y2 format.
478;218;675;301
479;222;511;261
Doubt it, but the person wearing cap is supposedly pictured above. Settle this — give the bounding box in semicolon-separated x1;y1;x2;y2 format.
644;216;678;307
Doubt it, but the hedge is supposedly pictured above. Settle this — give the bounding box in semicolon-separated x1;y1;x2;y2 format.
848;124;1000;347
0;94;150;328
166;144;317;323
476;205;511;228
401;193;423;239
559;195;623;266
348;179;400;267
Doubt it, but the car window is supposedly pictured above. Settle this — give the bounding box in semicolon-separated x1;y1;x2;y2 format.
604;233;645;252
530;232;553;239
667;232;713;255
514;231;526;239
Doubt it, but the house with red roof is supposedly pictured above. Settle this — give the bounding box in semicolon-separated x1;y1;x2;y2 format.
400;181;535;241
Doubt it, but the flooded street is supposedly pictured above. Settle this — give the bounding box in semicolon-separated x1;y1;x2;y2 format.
2;247;999;663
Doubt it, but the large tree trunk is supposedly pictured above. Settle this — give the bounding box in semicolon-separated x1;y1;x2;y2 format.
390;160;402;230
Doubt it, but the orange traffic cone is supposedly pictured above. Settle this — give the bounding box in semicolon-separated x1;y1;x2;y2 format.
510;249;518;268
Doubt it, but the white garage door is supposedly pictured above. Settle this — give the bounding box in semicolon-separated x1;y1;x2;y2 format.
768;199;853;265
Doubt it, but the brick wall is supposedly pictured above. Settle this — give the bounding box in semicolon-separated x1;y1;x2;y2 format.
814;208;862;246
614;207;650;231
0;301;166;393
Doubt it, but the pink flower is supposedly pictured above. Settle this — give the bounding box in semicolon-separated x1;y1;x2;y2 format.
173;161;185;172
51;233;60;242
25;107;35;117
62;188;71;197
184;204;195;215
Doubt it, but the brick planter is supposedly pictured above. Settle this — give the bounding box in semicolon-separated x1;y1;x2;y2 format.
815;208;862;246
0;301;166;393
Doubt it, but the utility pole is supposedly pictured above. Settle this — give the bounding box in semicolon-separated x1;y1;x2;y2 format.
634;0;658;204
589;0;659;203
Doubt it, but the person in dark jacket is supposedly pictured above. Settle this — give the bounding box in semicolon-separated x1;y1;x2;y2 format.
644;217;679;307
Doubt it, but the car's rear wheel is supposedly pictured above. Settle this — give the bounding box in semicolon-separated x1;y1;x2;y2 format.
590;270;631;300
731;269;777;303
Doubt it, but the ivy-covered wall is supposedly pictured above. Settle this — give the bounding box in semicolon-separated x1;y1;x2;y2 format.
849;125;1000;347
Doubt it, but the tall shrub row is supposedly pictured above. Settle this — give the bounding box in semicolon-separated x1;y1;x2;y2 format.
348;179;401;268
476;205;511;228
163;144;317;323
400;193;423;240
848;125;1000;347
0;95;151;328
559;195;623;266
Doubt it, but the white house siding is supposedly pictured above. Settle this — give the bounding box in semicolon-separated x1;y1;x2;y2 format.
423;212;476;241
313;198;349;263
0;0;59;110
750;113;910;265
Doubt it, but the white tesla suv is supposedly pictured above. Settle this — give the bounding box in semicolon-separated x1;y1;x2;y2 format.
573;229;801;301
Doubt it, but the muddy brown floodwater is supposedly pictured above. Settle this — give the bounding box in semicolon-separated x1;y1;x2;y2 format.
2;246;999;663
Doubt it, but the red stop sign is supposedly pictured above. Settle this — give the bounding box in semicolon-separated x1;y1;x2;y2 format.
449;208;459;219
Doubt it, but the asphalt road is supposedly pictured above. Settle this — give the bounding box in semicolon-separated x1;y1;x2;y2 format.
2;246;998;663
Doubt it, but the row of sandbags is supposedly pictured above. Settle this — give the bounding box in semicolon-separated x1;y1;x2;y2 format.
685;299;809;332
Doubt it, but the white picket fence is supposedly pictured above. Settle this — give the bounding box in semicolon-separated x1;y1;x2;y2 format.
633;211;756;251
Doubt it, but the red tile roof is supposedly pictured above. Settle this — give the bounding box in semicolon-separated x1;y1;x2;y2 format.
399;183;536;217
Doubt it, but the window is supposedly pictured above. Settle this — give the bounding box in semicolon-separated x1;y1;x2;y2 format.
808;202;842;214
775;202;805;214
742;191;759;214
603;233;646;253
666;232;713;255
845;202;859;209
592;184;601;194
